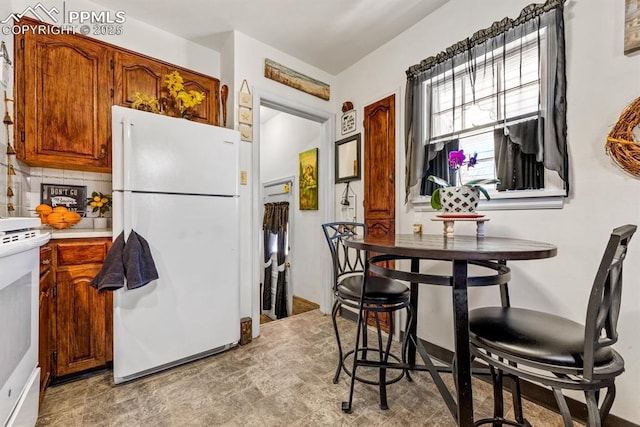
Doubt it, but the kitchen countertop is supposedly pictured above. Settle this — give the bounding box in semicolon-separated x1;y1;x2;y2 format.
45;227;113;239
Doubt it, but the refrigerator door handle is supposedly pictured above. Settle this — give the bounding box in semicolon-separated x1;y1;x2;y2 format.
123;118;133;191
122;117;133;240
123;191;132;241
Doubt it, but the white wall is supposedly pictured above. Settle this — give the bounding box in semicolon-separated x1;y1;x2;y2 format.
334;0;640;422
0;1;17;217
260;110;323;307
229;31;337;332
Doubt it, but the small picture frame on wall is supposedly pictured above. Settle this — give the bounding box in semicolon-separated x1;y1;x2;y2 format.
299;148;319;210
239;124;253;142
238;106;253;125
341;110;356;135
238;79;253;108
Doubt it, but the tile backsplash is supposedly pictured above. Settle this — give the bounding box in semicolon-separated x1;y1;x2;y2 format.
29;167;112;218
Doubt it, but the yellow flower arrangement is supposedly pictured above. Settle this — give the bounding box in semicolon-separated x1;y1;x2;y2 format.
86;191;112;217
129;71;206;119
131;92;161;113
164;71;206;118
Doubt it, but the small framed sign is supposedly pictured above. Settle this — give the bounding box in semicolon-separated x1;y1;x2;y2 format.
341;110;356;135
41;183;87;214
239;124;253;142
238;106;253;125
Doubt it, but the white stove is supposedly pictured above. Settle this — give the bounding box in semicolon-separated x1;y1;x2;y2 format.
0;217;50;427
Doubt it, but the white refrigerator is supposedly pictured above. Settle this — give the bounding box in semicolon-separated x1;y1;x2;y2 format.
111;106;241;384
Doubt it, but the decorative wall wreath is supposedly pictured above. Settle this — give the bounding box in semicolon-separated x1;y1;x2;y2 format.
606;96;640;178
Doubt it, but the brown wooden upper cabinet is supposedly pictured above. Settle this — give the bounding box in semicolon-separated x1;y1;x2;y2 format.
15;29;113;172
15;18;220;172
114;52;220;126
177;69;219;125
113;50;165;110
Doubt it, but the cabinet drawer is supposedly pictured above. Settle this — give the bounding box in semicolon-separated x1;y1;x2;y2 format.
56;241;109;266
40;245;52;275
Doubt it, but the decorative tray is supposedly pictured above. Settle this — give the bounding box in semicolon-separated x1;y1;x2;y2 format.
436;213;485;219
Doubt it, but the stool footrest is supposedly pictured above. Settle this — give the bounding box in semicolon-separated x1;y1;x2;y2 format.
342;348;406;385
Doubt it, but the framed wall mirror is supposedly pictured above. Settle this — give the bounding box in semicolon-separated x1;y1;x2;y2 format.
335;133;361;183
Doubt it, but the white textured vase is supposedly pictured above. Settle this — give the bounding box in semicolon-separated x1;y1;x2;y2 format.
93;217;108;229
441;186;480;213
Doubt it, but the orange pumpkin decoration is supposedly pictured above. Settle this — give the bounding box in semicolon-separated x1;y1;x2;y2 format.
46;212;69;229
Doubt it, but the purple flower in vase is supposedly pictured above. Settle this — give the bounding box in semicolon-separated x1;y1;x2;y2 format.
467;152;478;168
448;150;467;169
427;149;500;210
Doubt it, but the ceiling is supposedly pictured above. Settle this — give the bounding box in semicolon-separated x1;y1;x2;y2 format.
90;0;450;75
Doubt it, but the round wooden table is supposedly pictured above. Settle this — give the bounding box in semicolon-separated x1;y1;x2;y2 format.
343;233;557;427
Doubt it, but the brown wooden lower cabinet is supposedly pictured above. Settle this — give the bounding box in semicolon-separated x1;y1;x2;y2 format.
40;237;113;388
54;265;112;376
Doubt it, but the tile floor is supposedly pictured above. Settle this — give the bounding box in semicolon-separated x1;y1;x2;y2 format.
36;310;577;426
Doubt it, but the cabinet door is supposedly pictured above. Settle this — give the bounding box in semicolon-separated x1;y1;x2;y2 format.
55;265;108;376
114;50;165;109
17;30;112;171
38;268;53;401
363;95;396;334
174;68;220;126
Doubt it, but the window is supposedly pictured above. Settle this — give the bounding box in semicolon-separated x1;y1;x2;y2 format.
421;31;562;204
404;1;568;210
429;33;541;144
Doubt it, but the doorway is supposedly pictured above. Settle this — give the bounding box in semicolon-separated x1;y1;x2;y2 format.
251;90;334;336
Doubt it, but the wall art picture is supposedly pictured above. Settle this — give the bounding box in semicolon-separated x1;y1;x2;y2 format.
299;148;319;210
625;0;640;54
238;79;252;107
239;123;253;142
238;106;252;125
341;110;356;135
264;58;330;101
41;183;87;213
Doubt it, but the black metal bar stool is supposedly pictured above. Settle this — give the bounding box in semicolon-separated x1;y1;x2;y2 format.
469;224;636;427
322;222;413;411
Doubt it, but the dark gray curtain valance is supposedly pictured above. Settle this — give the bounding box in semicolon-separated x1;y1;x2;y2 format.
262;202;289;233
405;0;566;79
404;0;569;203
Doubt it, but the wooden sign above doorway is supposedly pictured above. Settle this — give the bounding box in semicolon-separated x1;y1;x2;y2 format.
264;59;330;101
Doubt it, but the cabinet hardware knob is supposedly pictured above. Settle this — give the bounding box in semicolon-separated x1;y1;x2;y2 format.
99;144;107;159
41;259;51;265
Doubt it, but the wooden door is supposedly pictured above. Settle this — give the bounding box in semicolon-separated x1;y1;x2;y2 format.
363;94;396;332
364;94;396;238
114;50;165;109
55;265;108;376
17;29;112;171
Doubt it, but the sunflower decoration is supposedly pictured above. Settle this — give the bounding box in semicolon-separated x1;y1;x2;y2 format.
164;70;206;118
86;191;112;217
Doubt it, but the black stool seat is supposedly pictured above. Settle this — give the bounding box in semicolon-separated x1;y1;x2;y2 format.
469;225;636;427
338;275;411;304
470;307;616;368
